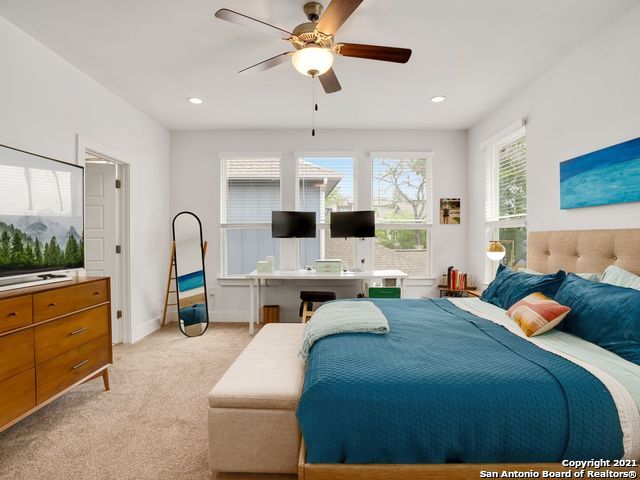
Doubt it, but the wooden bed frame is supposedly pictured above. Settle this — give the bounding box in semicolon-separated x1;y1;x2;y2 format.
297;442;638;479
297;229;640;479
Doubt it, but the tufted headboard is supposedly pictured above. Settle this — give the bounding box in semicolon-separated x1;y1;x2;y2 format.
528;229;640;276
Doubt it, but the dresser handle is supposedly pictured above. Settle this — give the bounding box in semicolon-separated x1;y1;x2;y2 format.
71;360;89;370
93;291;101;296
70;327;88;336
8;311;18;317
48;302;57;308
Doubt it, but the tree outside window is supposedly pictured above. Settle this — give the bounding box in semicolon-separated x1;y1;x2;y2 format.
372;154;432;276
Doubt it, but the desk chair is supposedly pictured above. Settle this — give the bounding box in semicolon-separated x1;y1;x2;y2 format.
299;291;336;323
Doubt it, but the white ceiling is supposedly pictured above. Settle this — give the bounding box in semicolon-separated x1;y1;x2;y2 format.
1;0;637;130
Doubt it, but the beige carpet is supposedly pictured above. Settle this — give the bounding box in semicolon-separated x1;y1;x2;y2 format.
0;323;293;480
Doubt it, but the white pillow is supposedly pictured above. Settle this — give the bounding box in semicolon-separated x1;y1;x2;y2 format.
519;268;601;282
575;272;602;282
518;268;541;274
601;265;640;291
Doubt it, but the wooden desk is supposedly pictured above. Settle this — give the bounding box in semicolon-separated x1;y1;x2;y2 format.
245;270;408;334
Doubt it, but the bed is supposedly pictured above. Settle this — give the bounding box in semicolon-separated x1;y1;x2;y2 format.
296;229;640;479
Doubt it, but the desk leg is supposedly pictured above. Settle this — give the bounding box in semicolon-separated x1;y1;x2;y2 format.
249;279;255;335
257;280;262;325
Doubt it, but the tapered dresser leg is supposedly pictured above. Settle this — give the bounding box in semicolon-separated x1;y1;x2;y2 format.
102;369;110;391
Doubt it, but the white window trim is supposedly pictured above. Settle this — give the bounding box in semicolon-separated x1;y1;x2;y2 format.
219;152;283;277
479;119;525;150
369;151;434;277
482;122;527;282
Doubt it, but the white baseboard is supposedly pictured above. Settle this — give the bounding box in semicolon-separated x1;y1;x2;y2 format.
211;309;304;323
210;310;250;323
132;315;162;343
148;310;302;334
161;310;250;323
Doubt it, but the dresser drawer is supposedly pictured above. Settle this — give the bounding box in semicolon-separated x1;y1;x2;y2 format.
36;336;109;403
0;330;35;383
0;295;33;334
35;304;109;364
0;368;36;427
33;279;108;322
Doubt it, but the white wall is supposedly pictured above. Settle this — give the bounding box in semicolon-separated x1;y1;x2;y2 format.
466;5;640;283
170;129;467;323
0;17;171;342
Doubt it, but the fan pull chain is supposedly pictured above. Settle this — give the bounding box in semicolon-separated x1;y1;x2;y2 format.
311;74;317;137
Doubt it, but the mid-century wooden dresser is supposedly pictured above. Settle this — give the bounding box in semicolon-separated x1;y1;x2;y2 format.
0;277;112;432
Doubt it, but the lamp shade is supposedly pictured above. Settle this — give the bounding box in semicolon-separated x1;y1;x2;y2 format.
292;46;334;76
486;241;506;261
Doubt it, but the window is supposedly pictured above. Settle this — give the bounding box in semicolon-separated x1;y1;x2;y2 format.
373;229;429;275
298;157;355;269
484;124;527;278
371;153;433;276
220;155;281;275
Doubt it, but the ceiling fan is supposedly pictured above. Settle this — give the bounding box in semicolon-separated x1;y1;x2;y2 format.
214;0;412;94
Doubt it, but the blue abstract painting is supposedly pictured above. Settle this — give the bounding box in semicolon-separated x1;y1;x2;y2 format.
560;136;640;209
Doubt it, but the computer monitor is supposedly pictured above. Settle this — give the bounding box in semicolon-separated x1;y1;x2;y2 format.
271;211;316;238
330;211;375;238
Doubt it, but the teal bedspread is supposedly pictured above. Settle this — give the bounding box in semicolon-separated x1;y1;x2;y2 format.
296;299;624;464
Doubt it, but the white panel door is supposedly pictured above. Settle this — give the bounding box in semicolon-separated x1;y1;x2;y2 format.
85;162;119;341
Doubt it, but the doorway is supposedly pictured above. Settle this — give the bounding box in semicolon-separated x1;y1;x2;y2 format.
78;138;131;344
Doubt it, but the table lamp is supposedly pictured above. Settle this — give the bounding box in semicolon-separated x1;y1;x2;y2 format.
486;240;506;261
486;240;515;267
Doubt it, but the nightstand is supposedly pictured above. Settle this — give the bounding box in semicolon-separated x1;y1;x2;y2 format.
436;286;480;298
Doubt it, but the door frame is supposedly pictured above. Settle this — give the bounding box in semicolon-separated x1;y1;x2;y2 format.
76;135;132;344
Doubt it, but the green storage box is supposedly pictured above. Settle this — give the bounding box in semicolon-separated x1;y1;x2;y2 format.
368;287;401;299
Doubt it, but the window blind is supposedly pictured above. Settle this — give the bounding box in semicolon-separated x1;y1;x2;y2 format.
298;157;354;223
372;156;432;224
485;134;527;222
221;157;280;224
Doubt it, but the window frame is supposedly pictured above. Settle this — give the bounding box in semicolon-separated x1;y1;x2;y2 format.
219;152;283;278
294;152;358;269
370;152;434;278
483;124;527;281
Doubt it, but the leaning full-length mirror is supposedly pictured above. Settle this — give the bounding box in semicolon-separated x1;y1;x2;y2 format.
172;212;209;337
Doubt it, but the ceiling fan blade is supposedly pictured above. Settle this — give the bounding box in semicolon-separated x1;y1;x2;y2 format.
214;9;291;39
335;43;412;63
316;0;363;36
238;52;293;74
319;68;342;94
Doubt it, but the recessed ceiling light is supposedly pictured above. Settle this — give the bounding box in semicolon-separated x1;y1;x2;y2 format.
187;97;203;105
430;95;447;103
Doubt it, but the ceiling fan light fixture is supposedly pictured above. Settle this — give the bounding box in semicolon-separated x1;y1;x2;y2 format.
292;46;334;77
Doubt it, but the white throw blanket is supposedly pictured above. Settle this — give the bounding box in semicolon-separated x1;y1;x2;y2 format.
300;301;389;358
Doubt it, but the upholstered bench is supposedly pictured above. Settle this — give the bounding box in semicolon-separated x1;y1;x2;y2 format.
208;323;305;478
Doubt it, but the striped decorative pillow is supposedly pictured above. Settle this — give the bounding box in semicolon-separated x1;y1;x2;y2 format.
507;292;571;337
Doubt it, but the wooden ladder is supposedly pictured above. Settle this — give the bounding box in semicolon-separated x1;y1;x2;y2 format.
161;240;207;327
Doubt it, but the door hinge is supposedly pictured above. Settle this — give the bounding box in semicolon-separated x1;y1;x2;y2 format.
115;245;122;254
116;310;123;319
115;179;122;189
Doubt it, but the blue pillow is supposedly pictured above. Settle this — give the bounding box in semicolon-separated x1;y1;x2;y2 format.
554;273;640;365
480;265;566;310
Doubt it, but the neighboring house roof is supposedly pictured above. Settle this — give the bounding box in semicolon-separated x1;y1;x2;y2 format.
227;159;343;195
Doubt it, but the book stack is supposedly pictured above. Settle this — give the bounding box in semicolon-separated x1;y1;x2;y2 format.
447;266;468;290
